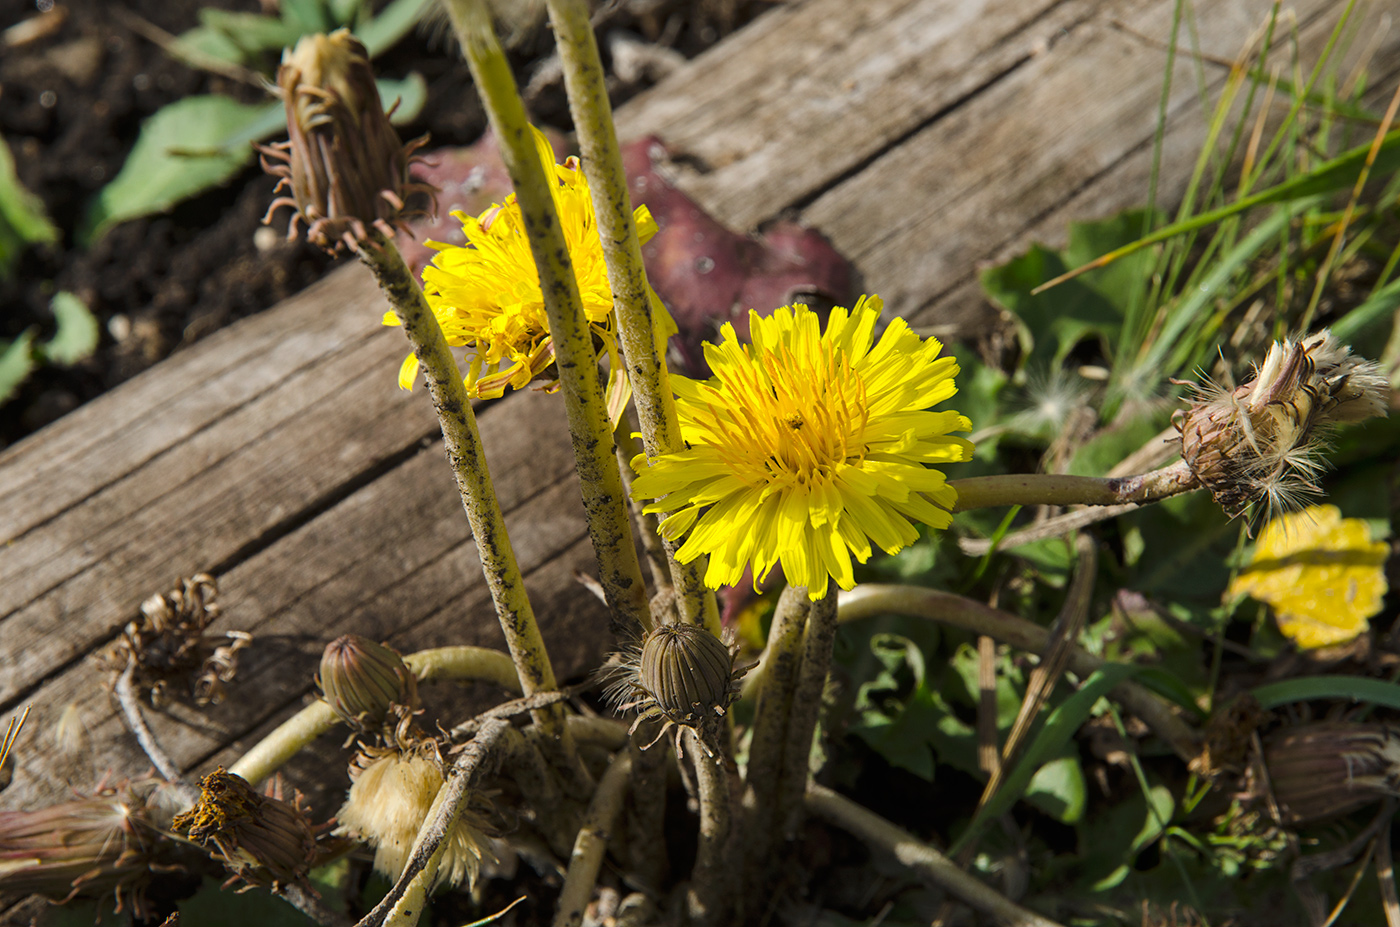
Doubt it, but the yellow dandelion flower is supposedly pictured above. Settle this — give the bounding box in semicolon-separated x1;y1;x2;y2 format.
385;127;659;398
631;297;974;599
1229;504;1388;649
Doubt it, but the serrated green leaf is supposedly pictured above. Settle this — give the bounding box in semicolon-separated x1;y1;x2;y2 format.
0;137;58;278
0;329;37;404
81;95;276;244
41;291;98;366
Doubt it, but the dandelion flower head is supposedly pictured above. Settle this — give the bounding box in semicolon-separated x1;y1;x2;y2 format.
631;297;973;599
386;127;658;398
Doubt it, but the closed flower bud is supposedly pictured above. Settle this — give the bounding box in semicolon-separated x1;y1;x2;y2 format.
607;623;748;756
0;780;182;918
259;30;432;254
1175;330;1388;521
318;634;420;730
171;768;318;890
1262;723;1400;824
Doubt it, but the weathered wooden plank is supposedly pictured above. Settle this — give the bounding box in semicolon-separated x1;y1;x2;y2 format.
618;0;1100;230
805;0;1395;325
3;387;606;809
3;0;1390;818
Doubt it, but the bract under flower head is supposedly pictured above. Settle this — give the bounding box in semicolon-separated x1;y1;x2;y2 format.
387;127;659;399
630;297;973;599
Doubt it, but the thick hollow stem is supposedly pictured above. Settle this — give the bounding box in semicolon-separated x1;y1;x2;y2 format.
949;459;1198;511
739;586;810;902
552;749;633;927
806;784;1067;927
543;0;719;634
776;589;839;835
444;0;652;643
359;234;562;736
685;732;733;927
405;645;522;693
363;718;511;927
838;585;1200;762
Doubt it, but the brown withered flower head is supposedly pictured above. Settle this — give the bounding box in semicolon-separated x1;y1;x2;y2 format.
259;29;432;254
0;778;186;918
605;622;749;758
1174;330;1388;522
317;634;421;732
171;768;319;892
1259;722;1400;825
99;573;252;706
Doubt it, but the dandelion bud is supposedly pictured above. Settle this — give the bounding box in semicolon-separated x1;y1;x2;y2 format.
258;29;431;254
171;768;318;890
1175;330;1389;520
318;635;420;729
335;748;488;889
607;623;748;756
1262;723;1400;824
0;780;179;918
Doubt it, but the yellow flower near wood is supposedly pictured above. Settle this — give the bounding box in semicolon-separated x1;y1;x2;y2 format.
630;297;973;599
386;127;658;399
1229;504;1388;649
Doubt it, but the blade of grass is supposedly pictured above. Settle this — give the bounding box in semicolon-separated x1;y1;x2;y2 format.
1252;675;1400;710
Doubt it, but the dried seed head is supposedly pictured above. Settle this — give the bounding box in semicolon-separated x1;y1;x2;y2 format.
334;746;489;890
318;635;420;730
171;768;319;891
1175;330;1389;522
606;623;749;757
98;573;251;706
1262;722;1400;824
258;29;433;254
0;779;182;918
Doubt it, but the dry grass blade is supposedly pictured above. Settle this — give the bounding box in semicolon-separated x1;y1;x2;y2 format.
1378;818;1400;927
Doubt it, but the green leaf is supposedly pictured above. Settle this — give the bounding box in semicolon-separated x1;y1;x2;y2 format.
378;73;427;125
952;663;1138;854
1251;675;1400;711
1077;782;1175;892
81;95;277;244
0;137;58;278
0;329;37;404
355;0;434;58
1331;275;1400;343
1026;752;1087;824
198;9;303;58
40;292;99;366
1064;405;1172;477
280;0;333;33
178;876;318;926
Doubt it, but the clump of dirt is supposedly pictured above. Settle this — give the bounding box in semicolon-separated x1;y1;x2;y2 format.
0;0;771;447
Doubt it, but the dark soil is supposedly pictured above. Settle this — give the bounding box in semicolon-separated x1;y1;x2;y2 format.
0;0;767;448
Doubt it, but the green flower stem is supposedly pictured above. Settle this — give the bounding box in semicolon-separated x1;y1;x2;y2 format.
738;585;810;899
838;585;1201;762
230;645;529;787
370;718;511;927
775;588;839;836
444;0;652;643
566;714;631;751
543;0;719;635
360;234;563;740
805;784;1068;927
552;749;633;927
405;645;522;693
615;423;670;600
948;459;1197;511
685;732;733;927
227;700;339;788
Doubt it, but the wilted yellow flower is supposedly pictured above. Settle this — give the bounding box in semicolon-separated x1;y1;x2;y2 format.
1229;504;1388;649
387;127;658;399
631;297;973;599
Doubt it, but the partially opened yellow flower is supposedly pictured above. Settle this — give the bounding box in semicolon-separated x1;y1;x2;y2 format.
1229;504;1388;649
631;297;973;599
386;127;659;399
